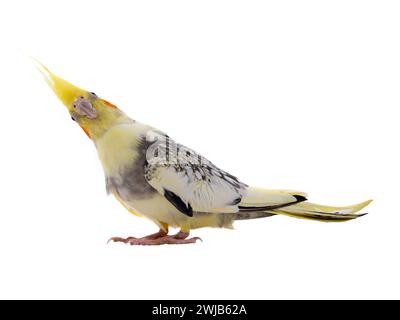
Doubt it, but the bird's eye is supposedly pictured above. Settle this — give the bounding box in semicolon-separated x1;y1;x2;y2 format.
71;116;76;121
90;92;97;96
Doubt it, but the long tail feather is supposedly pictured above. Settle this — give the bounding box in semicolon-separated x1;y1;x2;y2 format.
236;186;372;222
270;199;372;222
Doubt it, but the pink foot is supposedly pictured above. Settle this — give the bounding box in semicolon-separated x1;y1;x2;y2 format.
108;231;202;246
127;235;202;245
107;229;167;244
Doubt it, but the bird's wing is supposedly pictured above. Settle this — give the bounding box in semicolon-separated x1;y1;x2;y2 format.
144;133;247;216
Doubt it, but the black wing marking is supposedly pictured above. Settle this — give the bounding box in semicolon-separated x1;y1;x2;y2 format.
238;195;307;212
164;189;193;217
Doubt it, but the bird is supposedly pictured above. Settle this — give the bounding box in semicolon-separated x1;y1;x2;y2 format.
35;61;372;245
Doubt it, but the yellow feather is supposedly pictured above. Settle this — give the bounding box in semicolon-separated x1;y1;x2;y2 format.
112;190;142;218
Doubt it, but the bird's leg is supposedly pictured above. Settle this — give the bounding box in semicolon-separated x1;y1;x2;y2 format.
162;231;203;245
107;229;168;244
108;230;202;245
138;229;169;240
133;230;202;245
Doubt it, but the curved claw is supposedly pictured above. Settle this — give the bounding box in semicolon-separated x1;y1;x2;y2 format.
107;236;135;244
192;237;203;243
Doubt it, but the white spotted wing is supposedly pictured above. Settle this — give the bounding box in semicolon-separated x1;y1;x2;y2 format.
144;133;247;214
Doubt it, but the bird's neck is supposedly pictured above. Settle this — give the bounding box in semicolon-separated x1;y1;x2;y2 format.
94;121;151;178
79;107;132;141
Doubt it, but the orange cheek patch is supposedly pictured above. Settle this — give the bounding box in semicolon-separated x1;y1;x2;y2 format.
80;126;92;139
101;99;118;109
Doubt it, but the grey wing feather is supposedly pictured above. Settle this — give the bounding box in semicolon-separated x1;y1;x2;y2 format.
143;132;247;213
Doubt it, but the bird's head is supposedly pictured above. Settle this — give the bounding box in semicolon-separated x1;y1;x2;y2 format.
35;61;126;141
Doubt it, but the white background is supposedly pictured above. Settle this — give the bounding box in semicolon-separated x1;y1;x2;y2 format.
0;0;398;299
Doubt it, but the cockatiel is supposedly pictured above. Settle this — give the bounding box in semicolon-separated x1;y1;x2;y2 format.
36;62;372;245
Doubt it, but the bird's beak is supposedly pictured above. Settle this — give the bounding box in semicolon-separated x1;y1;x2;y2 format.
34;60;88;112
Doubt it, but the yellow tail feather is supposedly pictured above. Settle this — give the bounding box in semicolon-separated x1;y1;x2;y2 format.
271;199;372;222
